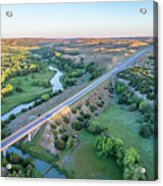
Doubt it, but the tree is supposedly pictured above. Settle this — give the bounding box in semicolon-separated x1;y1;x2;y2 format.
55;139;66;150
139;101;151;114
93;136;147;180
41;93;50;101
87;121;105;134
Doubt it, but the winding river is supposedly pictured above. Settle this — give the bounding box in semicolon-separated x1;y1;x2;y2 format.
2;67;65;178
1;66;63;121
48;66;63;92
7;147;65;178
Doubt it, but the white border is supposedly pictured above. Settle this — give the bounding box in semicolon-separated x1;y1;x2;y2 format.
0;0;162;186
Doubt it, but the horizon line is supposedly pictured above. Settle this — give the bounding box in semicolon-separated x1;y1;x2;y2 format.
2;36;153;39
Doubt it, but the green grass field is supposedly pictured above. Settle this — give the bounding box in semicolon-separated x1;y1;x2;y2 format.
94;104;155;180
54;103;155;180
58;131;123;180
2;64;54;115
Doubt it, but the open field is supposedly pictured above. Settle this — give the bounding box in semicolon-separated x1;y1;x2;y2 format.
94;104;155;180
58;131;123;180
2;63;54;115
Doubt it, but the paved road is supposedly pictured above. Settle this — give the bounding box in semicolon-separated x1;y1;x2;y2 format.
1;47;152;151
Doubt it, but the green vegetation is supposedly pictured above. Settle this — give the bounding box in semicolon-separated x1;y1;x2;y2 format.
86;62;103;80
59;131;123;179
55;139;66;150
1;152;41;177
115;62;155;138
93;104;155;180
94;136;147;180
87;120;106;134
2;64;53;114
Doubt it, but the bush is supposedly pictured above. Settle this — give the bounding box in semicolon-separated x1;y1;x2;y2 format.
85;100;90;106
129;103;137;111
61;133;69;142
139;101;151;114
66;137;73;149
51;124;57;129
89;105;97;112
59;128;66;134
72;108;77;114
63;116;70;124
139;124;154;138
77;116;84;122
87;121;105;134
93;136;147;180
41;93;50;102
72;121;83;131
9;114;16;120
77;105;81;110
52;130;58;136
55;139;66;150
21;108;27;113
56;121;60;126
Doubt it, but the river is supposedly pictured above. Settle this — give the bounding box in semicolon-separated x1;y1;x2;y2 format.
1;66;63;121
48;66;63;92
7;146;66;178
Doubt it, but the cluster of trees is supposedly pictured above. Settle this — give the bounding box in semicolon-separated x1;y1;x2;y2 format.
71;110;92;131
2;52;39;84
1;44;40;100
93;136;147;180
115;81;155;138
1;152;41;177
54;133;73;151
50;121;73;151
117;65;155;100
49;51;85;88
87;121;106;135
33;90;62;107
1;84;13;97
32;79;50;88
86;62;103;80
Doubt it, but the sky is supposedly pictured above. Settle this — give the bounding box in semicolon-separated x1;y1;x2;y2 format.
1;1;154;38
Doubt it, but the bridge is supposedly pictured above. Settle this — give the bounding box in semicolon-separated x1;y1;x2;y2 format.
1;47;152;156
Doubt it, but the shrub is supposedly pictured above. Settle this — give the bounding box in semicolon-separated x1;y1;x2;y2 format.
55;139;66;150
77;116;84;122
9;114;16;120
61;133;69;142
52;130;58;136
72;108;77;114
21;108;27;113
129;103;137;111
77;105;81;110
66;137;73;149
139;101;151;114
72;121;83;131
59;128;66;134
87;121;105;134
89;105;97;112
41;93;50;101
51;124;57;129
85;100;90;106
93;136;147;180
139;124;154;138
63;116;70;124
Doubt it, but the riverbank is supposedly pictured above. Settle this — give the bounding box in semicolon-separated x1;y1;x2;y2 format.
5;146;66;178
2;63;54;115
6;83;87;134
2;65;63;122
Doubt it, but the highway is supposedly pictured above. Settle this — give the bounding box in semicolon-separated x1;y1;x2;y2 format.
1;47;152;151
